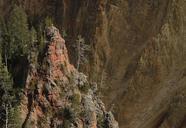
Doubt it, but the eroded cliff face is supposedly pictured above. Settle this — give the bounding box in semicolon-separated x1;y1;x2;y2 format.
59;1;186;128
19;26;118;128
104;1;186;128
67;1;186;128
1;0;186;128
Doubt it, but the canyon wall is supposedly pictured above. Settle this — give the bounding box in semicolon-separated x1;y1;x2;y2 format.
1;0;186;127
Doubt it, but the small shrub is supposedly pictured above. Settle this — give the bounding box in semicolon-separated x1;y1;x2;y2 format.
63;120;71;128
71;93;81;105
97;114;106;128
57;107;75;121
29;80;37;91
62;30;67;38
44;16;53;27
79;110;86;118
74;73;90;94
79;84;90;94
63;107;74;120
37;117;48;128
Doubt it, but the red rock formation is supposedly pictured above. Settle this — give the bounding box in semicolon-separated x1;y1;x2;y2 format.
20;26;119;128
20;26;76;127
46;26;75;80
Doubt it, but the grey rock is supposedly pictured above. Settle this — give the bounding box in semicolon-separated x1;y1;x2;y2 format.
105;112;119;128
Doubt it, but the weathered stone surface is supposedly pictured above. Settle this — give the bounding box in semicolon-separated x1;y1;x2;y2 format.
1;0;185;127
19;26;118;128
105;112;119;128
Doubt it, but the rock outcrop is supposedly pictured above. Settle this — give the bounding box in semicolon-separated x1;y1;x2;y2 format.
19;26;119;128
1;1;186;128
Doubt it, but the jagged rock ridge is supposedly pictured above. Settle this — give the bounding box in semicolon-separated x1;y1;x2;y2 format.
20;26;119;128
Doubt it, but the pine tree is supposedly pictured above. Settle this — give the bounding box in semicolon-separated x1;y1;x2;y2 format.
0;55;13;102
44;16;53;28
0;17;10;66
7;5;30;57
30;27;37;44
0;54;14;128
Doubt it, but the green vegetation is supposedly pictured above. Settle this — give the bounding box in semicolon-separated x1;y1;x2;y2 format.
37;23;46;57
37;117;48;128
71;93;81;105
58;107;74;120
30;27;37;44
8;107;22;128
44;16;53;28
80;85;89;94
0;4;50;87
97;114;106;128
79;110;86;118
0;53;18;128
0;55;13;102
0;5;52;63
24;119;35;128
63;107;75;120
0;5;33;127
29;79;37;91
78;83;90;94
1;5;32;59
62;30;68;38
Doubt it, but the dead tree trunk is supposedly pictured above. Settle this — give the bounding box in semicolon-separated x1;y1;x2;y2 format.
5;104;8;128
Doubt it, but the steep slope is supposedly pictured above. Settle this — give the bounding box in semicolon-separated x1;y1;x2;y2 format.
0;0;186;128
62;1;186;128
57;1;186;127
19;26;118;128
104;1;186;128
